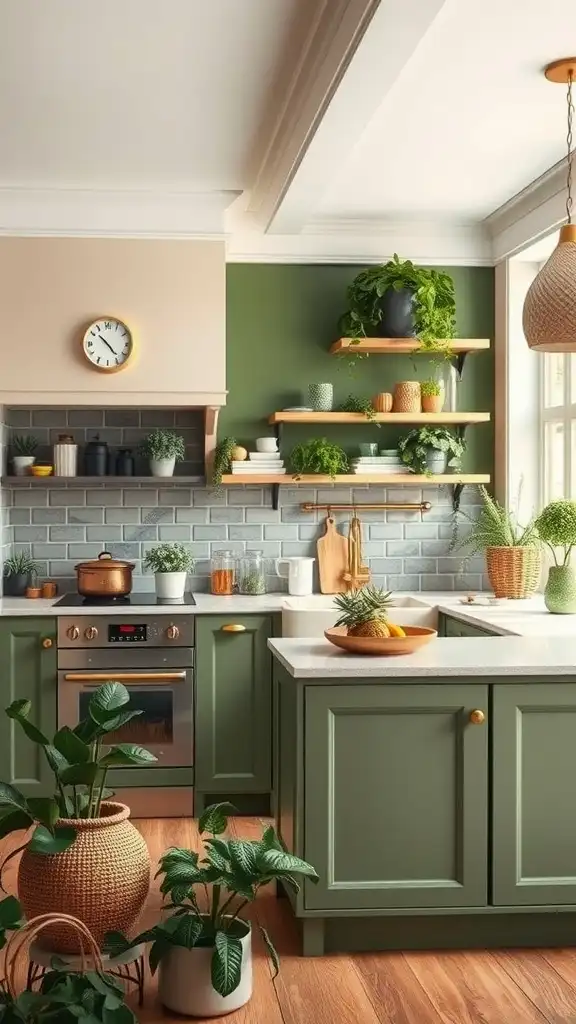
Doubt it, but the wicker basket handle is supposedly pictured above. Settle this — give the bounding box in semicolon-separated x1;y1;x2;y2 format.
4;913;104;998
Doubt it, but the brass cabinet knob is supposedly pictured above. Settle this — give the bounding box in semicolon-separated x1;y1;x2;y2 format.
469;709;486;725
67;626;80;641
221;624;246;633
42;637;53;649
166;625;180;640
85;626;98;641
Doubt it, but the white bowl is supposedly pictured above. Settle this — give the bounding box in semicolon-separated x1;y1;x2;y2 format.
249;452;281;461
256;437;279;453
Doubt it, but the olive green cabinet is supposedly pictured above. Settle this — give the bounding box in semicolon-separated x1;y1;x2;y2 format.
0;618;57;797
439;613;498;638
303;682;489;910
195;615;274;795
493;682;576;906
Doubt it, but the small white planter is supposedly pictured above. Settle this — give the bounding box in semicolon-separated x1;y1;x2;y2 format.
158;924;252;1017
12;456;35;477
150;457;176;477
155;571;188;601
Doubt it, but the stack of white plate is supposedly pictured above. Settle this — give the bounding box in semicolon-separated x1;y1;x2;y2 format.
231;452;286;475
351;451;404;475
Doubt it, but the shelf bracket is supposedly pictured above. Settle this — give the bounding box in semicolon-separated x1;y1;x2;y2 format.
451;483;465;512
272;484;280;511
452;351;468;381
272;422;282;447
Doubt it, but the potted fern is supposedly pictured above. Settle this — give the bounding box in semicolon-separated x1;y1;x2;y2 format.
11;435;38;476
455;486;541;599
105;802;318;1018
3;552;40;597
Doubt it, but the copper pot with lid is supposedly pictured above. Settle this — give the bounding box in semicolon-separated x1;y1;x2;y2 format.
75;551;135;597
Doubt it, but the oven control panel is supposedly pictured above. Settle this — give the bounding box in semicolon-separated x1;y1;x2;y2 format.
57;616;194;648
109;624;148;643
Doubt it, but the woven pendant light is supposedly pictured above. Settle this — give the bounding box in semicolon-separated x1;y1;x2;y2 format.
524;58;576;352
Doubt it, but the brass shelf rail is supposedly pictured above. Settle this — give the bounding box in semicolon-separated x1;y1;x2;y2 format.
300;501;432;513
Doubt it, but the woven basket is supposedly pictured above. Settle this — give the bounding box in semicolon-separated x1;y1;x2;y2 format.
523;227;576;352
485;546;541;599
18;801;150;953
393;381;421;413
3;913;103;998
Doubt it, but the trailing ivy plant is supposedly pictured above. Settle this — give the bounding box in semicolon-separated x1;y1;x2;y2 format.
338;254;456;359
104;802;318;999
340;395;380;426
0;896;138;1022
0;682;156;874
290;438;348;478
211;437;237;487
397;426;466;475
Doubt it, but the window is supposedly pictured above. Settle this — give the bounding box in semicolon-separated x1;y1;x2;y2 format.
540;352;576;502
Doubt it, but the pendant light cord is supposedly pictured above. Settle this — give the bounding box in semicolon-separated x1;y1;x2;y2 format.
566;70;574;223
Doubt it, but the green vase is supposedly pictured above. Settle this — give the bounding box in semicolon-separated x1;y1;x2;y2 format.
544;565;576;614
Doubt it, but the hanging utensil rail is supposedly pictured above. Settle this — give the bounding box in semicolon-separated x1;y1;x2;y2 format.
300;501;432;513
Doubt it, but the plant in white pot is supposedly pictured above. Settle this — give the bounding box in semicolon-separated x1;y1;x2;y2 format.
144;542;194;601
11;435;38;476
105;802;318;1018
141;428;185;477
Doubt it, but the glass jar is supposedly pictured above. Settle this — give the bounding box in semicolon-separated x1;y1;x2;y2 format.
238;552;266;595
210;550;236;595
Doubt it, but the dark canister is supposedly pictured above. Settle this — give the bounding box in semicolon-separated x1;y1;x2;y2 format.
84;434;108;476
116;449;135;476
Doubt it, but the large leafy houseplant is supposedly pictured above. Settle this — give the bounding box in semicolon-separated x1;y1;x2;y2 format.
290;438;348;478
0;896;139;1023
338;254;456;350
0;682;157;867
105;803;318;1011
398;426;465;475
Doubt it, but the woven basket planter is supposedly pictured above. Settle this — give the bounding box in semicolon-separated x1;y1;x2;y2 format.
18;802;150;953
485;546;541;599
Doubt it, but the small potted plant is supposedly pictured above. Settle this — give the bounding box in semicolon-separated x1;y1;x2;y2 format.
11;435;38;476
398;425;465;476
3;552;40;596
420;378;444;413
290;438;348;478
535;500;576;613
105;802;318;1018
454;485;541;599
141;428;185;477
1;682;155;952
143;542;194;600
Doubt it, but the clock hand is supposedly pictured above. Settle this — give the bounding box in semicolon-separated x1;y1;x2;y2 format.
102;339;117;355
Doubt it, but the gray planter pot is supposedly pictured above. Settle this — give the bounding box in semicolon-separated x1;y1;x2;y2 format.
425;450;448;475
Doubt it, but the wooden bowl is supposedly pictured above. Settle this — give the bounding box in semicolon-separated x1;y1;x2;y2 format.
324;625;437;656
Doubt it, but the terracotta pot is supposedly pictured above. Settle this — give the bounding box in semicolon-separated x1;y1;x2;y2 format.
421;393;444;413
74;551;135;597
18;802;150;952
372;392;393;413
393;381;421;413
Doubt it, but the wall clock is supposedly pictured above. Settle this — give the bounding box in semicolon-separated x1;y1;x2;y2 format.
81;317;135;372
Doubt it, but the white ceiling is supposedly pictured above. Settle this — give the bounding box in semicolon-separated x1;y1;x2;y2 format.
0;0;306;191
318;0;576;221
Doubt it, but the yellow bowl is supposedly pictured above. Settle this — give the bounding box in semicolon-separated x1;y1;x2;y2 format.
30;465;53;477
324;625;437;656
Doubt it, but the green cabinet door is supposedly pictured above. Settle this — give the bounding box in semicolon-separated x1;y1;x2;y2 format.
440;614;497;638
493;682;576;906
195;615;273;793
0;618;57;797
303;682;489;910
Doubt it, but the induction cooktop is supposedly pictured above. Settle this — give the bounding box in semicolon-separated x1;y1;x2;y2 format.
54;592;196;608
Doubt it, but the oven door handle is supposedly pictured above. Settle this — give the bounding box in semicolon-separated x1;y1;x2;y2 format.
62;672;187;683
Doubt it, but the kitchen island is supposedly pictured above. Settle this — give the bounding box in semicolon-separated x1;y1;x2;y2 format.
269;635;576;956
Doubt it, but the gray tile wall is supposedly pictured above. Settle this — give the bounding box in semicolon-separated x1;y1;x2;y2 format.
6;480;486;594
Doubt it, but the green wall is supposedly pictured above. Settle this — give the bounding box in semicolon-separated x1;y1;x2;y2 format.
223;264;494;474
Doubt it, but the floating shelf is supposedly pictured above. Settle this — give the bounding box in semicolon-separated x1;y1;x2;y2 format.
330;338;491;355
2;476;205;487
221;474;491;486
269;412;490;425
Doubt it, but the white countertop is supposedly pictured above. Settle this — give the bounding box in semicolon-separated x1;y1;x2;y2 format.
267;636;576;679
0;593;294;616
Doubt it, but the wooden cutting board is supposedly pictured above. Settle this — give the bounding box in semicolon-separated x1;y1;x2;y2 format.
317;516;349;594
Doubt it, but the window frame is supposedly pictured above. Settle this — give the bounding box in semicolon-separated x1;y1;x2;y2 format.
539;351;576;504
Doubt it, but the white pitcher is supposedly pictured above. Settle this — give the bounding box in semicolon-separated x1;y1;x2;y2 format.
275;557;315;596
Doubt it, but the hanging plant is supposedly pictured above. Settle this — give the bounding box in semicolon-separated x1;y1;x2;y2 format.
211;437;237;487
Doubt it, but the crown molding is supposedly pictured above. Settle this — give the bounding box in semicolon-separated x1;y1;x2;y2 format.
485;156;571;262
0;187;237;237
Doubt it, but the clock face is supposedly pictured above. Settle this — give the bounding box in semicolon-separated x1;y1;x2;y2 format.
82;318;134;372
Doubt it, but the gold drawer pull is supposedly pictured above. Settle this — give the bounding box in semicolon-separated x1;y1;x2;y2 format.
42;638;53;649
469;709;486;725
221;624;246;633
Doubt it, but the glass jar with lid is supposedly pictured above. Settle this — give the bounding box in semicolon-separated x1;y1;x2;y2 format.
238;551;266;595
210;550;236;595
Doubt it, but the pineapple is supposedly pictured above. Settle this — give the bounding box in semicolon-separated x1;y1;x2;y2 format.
334;585;393;638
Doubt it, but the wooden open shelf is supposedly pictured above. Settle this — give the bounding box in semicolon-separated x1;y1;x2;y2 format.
222;474;491;486
330;338;490;355
2;476;205;487
269;411;490;425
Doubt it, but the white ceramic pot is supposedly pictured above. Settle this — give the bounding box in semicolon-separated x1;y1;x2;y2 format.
255;437;278;454
158;923;252;1017
150;457;176;477
12;456;35;477
155;571;187;601
53;442;78;477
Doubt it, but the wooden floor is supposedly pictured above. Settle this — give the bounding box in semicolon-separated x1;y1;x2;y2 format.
7;818;576;1022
